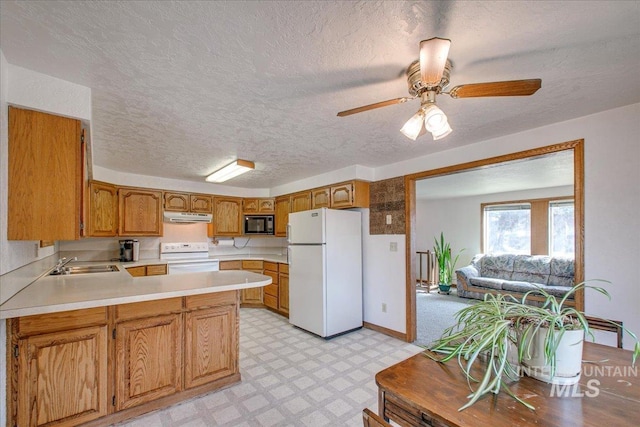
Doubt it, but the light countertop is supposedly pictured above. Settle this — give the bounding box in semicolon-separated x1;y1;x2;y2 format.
0;262;272;319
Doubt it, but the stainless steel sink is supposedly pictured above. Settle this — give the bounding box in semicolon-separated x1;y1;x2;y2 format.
49;265;120;275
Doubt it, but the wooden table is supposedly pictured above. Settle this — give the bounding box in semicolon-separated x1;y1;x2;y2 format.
376;342;640;427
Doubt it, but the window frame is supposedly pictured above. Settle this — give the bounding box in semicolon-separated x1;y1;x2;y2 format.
481;196;574;256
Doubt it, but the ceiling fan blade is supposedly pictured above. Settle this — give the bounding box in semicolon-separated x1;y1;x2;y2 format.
448;79;542;98
337;97;412;117
419;37;451;87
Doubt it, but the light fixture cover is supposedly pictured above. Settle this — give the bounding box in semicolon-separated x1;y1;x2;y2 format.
400;109;426;141
422;104;452;140
206;159;255;182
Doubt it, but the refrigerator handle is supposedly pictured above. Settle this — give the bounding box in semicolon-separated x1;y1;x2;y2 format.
286;247;290;266
286;224;291;243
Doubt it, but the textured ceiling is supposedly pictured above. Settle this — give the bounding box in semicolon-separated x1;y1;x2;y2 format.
415;150;574;200
1;1;639;188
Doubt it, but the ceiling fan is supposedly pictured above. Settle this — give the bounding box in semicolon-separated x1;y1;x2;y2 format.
337;38;541;141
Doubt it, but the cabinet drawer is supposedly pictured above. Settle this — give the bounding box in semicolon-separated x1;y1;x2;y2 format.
279;263;289;274
185;291;238;310
127;266;146;277
264;284;278;297
242;260;263;270
16;307;108;337
146;264;168;276
263;294;278;310
219;260;242;270
263;261;278;272
263;270;277;284
116;297;182;321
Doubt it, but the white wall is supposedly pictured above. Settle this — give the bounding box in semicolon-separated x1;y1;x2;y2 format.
416;185;574;279
370;103;640;347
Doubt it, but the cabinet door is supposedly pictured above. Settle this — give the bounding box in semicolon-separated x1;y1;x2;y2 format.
164;192;190;212
275;196;290;237
263;270;278;310
213;197;243;236
115;314;182;410
190;194;213;213
87;181;118;237
243;198;259;213
279;273;289;314
330;183;354;208
311;188;330;209
258;198;275;213
291;191;311;213
184;305;238;389
118;188;163;236
17;326;108;427
8;107;82;241
241;287;263;305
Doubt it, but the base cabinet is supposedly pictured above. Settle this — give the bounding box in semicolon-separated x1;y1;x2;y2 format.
8;292;240;427
115;313;183;410
278;265;290;315
184;304;238;389
17;326;108;427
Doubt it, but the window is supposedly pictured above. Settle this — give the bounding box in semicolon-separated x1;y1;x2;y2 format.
482;198;574;256
484;204;531;254
549;201;575;257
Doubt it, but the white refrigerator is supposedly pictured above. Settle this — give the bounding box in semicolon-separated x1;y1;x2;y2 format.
288;208;363;338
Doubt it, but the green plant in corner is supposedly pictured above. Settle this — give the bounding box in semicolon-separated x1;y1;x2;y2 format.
426;281;640;411
433;232;464;291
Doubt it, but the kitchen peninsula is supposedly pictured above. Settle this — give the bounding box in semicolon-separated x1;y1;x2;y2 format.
1;262;271;427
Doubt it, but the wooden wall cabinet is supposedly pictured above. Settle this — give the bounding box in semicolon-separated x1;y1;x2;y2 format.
118;187;163;236
290;191;312;213
275;196;291;237
11;308;109;426
311;188;330;209
243;198;275;214
8;106;83;241
211;197;243;236
86;181;118;237
164;192;213;214
330;181;370;209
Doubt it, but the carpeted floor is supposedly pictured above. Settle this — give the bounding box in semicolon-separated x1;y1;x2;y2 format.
114;308;422;427
414;287;478;348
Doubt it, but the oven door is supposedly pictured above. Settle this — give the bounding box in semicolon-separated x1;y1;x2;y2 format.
168;260;220;275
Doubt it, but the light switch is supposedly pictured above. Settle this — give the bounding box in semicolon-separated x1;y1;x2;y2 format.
386;214;392;225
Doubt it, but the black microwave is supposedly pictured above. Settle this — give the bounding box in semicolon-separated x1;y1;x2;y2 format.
244;215;274;235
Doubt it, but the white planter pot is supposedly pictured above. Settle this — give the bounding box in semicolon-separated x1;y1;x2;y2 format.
520;328;584;385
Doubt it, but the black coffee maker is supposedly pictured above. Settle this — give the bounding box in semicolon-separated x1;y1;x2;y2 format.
119;240;135;262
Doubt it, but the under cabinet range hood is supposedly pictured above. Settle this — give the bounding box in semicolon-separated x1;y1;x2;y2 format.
163;212;213;223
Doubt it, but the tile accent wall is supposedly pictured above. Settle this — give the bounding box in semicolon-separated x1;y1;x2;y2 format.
369;176;405;235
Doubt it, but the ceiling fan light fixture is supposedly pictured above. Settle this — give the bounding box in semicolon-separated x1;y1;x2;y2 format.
206;159;255;183
422;103;452;140
400;109;426;140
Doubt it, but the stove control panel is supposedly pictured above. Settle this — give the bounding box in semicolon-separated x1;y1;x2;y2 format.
160;242;209;254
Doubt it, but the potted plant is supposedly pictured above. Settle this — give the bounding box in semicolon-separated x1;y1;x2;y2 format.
426;281;640;411
433;232;464;294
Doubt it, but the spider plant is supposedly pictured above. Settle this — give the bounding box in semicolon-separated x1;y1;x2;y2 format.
426;281;640;411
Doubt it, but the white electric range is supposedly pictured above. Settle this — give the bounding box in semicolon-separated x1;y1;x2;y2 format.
160;242;219;274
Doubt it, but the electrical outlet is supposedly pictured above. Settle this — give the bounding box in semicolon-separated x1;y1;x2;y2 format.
34;243;39;257
390;242;398;252
386;214;392;225
382;303;387;313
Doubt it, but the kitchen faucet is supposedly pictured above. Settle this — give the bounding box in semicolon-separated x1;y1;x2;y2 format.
51;256;77;275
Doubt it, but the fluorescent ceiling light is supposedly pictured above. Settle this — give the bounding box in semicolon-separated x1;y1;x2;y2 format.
206;159;255;183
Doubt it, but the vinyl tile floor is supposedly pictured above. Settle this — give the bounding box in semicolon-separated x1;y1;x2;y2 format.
114;308;422;427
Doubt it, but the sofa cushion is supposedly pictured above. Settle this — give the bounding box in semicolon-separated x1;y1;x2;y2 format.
501;281;542;294
549;257;575;287
480;254;516;279
511;255;551;284
469;277;505;290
